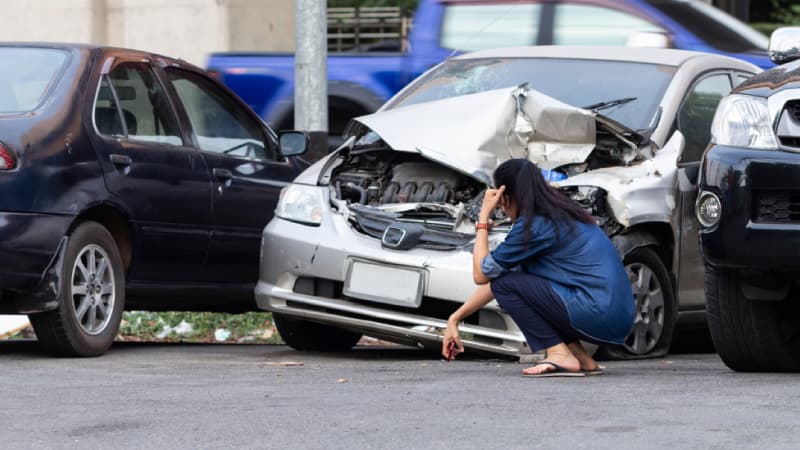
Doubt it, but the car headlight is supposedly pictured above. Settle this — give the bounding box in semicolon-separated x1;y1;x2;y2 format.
696;191;722;228
275;184;325;226
710;94;778;150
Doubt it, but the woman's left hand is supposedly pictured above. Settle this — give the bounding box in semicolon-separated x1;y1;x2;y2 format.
479;185;506;221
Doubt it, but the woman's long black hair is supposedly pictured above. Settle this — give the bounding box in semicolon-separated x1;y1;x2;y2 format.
493;159;594;244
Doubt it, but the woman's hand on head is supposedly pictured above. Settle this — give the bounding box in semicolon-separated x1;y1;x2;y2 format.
479;185;506;221
442;321;464;360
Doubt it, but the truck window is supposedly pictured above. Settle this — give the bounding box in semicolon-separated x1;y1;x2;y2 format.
644;0;767;52
553;4;665;46
441;4;541;52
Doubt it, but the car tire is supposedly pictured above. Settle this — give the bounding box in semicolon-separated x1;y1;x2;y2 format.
597;247;676;360
273;314;362;351
30;221;125;357
705;265;800;372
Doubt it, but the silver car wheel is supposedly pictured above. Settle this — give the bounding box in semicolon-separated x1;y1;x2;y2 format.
70;244;116;336
624;262;665;355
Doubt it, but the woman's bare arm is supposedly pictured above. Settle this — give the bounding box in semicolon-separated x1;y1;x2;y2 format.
442;284;495;359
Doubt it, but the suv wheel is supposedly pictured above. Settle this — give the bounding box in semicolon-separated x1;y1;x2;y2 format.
705;265;800;372
30;221;125;357
274;314;362;351
597;247;676;360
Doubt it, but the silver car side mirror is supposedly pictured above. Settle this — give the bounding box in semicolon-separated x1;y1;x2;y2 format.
769;27;800;65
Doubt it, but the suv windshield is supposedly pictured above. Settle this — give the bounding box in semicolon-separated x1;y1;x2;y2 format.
646;0;768;53
0;47;68;113
386;58;676;131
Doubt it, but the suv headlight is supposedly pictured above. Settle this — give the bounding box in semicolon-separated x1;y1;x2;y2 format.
710;94;778;149
275;184;325;226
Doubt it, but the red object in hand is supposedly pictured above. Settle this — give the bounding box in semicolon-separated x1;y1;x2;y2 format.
446;341;456;361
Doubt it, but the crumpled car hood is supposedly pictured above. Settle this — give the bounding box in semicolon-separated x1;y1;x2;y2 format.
354;85;643;182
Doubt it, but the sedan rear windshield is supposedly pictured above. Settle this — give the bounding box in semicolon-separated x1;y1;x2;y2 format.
386;58;676;131
0;47;68;113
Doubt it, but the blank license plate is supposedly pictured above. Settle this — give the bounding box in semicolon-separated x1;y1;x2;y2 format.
344;260;424;308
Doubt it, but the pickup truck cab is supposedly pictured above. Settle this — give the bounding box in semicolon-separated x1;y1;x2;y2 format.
699;27;800;372
208;0;773;147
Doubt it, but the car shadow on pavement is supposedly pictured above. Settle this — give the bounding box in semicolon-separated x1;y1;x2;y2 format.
668;328;716;354
0;339;47;357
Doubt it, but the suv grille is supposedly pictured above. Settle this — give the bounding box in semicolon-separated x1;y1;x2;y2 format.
786;101;800;122
787;101;800;122
780;102;800;148
781;137;800;148
753;191;800;223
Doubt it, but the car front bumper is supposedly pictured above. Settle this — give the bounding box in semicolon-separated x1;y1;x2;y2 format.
700;144;800;272
254;212;529;356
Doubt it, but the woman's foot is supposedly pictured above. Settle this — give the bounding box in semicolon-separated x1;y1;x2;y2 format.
522;343;581;375
568;341;601;371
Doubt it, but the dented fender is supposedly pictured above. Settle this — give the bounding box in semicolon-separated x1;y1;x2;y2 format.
14;236;68;314
554;131;684;227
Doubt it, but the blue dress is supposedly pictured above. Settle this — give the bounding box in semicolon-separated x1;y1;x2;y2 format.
481;216;635;344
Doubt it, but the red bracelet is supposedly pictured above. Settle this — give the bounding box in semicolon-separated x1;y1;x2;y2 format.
475;222;492;231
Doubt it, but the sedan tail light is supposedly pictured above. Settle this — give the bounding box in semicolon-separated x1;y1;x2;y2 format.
0;142;15;170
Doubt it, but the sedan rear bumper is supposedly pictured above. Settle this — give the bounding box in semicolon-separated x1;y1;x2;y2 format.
254;213;529;356
0;211;72;291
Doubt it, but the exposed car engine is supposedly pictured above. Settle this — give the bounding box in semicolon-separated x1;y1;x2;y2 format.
327;150;499;245
331;151;483;210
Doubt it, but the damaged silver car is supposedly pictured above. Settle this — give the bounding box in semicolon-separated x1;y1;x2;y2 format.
256;46;759;359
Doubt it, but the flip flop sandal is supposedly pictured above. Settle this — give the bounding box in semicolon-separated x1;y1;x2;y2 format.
582;368;605;376
522;361;586;378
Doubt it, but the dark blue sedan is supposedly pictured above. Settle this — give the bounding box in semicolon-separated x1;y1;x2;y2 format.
0;44;308;356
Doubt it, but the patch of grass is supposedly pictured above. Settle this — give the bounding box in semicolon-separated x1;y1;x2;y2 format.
117;311;283;344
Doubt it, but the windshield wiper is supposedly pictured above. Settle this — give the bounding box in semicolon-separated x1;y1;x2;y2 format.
582;97;637;112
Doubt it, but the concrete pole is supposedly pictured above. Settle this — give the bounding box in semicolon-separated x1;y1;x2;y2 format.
295;0;328;158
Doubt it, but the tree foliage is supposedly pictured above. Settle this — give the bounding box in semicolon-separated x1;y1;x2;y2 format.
768;0;800;24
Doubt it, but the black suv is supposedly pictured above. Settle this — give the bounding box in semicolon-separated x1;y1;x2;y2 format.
0;44;308;356
699;27;800;371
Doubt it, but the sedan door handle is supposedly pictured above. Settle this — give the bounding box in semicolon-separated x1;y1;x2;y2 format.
213;168;233;180
109;154;132;167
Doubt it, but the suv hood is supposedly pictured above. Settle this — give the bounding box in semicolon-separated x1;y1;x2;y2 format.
354;85;645;183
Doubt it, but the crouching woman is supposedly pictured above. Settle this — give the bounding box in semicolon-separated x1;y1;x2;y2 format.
443;159;635;377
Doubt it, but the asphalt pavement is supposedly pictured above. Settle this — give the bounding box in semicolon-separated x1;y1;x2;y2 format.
1;340;798;449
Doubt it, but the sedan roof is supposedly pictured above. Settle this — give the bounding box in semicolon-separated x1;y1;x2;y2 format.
0;42;203;72
456;45;749;68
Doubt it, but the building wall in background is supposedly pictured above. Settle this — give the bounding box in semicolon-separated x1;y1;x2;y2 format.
0;0;294;66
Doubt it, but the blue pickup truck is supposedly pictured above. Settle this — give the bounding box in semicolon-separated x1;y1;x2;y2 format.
208;0;773;143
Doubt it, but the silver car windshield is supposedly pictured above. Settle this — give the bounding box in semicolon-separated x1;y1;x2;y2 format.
386;58;677;131
0;47;68;113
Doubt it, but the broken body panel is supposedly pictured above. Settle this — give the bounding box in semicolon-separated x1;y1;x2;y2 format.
339;85;676;237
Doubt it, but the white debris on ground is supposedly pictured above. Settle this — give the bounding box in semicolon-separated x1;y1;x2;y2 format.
0;315;30;338
214;328;231;342
154;320;194;339
261;361;304;367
